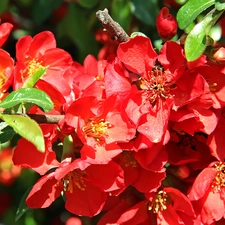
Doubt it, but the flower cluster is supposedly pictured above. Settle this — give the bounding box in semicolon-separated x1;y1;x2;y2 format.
1;7;225;225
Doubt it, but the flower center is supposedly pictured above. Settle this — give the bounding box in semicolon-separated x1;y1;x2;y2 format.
119;151;138;168
212;162;225;191
21;58;44;79
209;82;217;92
28;59;44;77
82;117;112;141
148;190;169;213
63;170;88;193
140;67;171;104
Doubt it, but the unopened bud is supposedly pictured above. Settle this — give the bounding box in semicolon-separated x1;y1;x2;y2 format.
156;7;178;41
175;165;190;179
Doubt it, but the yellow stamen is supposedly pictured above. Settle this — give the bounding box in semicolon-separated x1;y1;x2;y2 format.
63;170;88;193
212;162;225;192
82;117;112;141
148;190;169;213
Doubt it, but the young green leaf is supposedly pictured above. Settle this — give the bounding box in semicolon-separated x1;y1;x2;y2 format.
15;187;32;221
177;0;215;30
184;10;224;61
0;114;45;152
22;66;47;88
0;88;54;112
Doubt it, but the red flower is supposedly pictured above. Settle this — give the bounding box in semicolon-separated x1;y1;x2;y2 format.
117;36;206;143
188;162;225;224
14;31;73;96
156;7;178;41
68;54;107;100
26;158;124;217
64;95;136;146
100;187;195;224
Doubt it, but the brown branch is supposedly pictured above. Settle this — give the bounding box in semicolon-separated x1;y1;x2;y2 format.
28;114;64;124
96;8;130;43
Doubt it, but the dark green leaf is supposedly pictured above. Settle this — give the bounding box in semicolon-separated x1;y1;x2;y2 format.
22;66;47;88
177;0;215;30
0;0;9;14
0;123;15;143
0;88;54;112
78;0;98;8
130;0;159;26
112;0;131;31
31;0;64;24
57;2;98;61
185;9;224;61
15;187;32;221
0;114;45;152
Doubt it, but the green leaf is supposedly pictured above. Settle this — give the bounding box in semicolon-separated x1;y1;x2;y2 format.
31;0;64;24
0;114;45;152
15;187;32;221
177;0;215;30
185;9;224;61
130;0;159;26
22;66;47;88
0;0;9;14
0;88;54;112
0;123;15;143
112;0;131;31
77;0;98;8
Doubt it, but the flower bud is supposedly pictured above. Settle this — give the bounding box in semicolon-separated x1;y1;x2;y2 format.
175;165;190;179
156;7;178;41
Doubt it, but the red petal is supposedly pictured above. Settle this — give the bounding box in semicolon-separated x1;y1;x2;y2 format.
12;138;58;175
29;31;56;58
0;22;13;47
65;185;107;217
117;36;157;74
188;167;217;201
26;172;62;208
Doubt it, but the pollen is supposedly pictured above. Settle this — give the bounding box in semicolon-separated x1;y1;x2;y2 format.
119;151;137;168
148;190;169;213
0;72;6;88
139;67;172;104
209;82;217;92
212;162;225;191
21;58;44;79
63;170;88;193
82;117;112;141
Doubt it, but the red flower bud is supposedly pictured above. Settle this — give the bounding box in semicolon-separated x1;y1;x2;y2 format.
175;165;190;179
156;7;178;41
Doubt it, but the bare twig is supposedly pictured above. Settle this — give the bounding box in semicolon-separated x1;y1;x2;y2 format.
96;8;130;43
28;114;64;124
